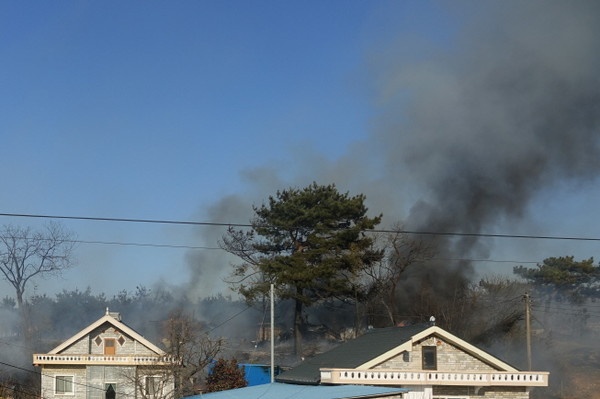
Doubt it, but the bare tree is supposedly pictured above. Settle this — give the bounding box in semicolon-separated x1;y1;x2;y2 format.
364;225;435;326
117;310;223;399
120;365;176;399
162;309;223;397
0;222;76;308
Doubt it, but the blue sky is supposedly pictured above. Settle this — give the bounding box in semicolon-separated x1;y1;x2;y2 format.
1;1;599;300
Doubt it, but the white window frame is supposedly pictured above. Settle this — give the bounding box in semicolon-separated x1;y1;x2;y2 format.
145;376;163;398
105;382;118;399
55;375;75;395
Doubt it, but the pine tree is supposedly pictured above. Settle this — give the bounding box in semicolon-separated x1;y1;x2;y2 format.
222;182;383;356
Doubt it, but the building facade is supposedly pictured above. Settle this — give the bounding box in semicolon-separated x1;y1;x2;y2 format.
278;324;549;399
34;310;175;399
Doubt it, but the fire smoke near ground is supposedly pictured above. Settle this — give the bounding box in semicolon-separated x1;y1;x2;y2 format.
2;2;599;394
186;1;600;299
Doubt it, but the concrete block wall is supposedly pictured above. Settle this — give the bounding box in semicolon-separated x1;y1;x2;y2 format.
86;365;137;399
41;365;87;399
375;336;496;372
61;323;157;356
433;385;529;398
480;386;529;399
62;337;90;355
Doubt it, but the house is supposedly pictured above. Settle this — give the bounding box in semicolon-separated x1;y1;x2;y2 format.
209;362;282;386
33;309;175;399
276;323;549;399
240;363;284;386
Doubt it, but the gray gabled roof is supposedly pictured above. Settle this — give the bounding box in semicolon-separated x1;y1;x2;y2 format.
276;324;430;385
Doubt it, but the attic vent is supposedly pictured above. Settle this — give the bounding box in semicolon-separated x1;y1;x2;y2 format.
95;336;102;346
118;336;125;346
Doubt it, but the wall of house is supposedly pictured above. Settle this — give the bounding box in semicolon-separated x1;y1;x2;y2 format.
41;365;87;399
60;323;157;356
374;336;497;372
432;385;529;398
136;366;175;399
61;337;90;354
86;365;137;399
479;386;529;399
40;318;174;399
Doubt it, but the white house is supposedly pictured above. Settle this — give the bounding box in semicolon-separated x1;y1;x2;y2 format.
275;323;549;399
33;310;175;399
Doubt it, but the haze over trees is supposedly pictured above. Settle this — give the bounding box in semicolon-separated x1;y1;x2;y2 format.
363;226;435;326
514;256;600;301
221;182;383;356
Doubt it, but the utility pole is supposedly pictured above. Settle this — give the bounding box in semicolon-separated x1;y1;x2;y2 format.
270;283;275;383
524;292;532;371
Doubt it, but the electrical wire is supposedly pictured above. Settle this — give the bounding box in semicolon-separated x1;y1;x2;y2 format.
0;382;44;399
2;212;600;242
0;303;260;398
0;360;126;396
206;305;255;334
531;304;600;319
0;236;544;265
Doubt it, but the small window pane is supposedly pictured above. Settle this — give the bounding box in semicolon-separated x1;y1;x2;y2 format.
56;376;73;394
422;346;437;370
146;377;161;396
105;383;117;399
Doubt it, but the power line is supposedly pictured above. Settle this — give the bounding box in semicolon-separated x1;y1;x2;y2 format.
0;382;43;399
531;304;600;319
0;360;129;397
206;305;255;334
0;232;545;264
433;257;539;264
0;235;220;250
0;213;251;228
2;212;600;242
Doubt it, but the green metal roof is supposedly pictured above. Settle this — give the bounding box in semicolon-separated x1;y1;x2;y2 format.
276;324;430;385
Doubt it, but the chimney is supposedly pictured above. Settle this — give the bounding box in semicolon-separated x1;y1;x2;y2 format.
105;308;122;322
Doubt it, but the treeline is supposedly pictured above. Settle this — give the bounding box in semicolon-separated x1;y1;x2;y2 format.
1;286;255;349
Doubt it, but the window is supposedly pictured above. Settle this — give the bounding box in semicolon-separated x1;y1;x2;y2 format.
105;383;117;399
422;346;437;370
55;376;73;394
402;351;410;362
146;377;162;398
104;339;116;355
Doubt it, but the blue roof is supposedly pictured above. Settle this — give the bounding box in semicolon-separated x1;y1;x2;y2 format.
238;364;282;386
186;383;408;399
